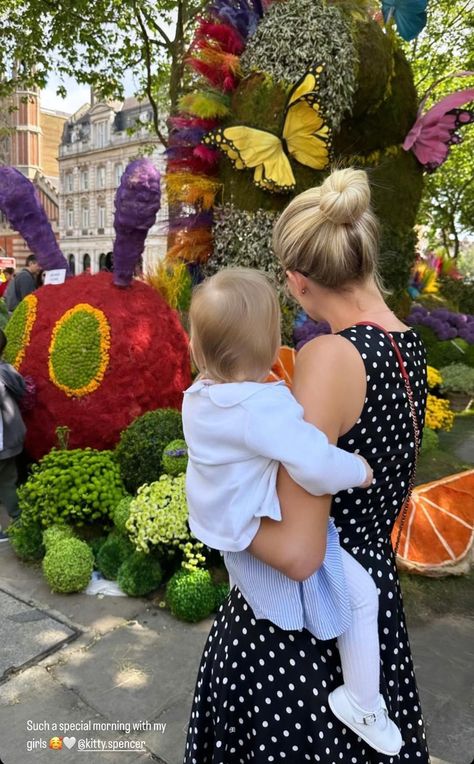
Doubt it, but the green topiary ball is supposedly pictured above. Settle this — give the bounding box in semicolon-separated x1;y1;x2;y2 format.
17;447;125;529
96;531;135;580
115;408;184;494
214;581;231;610
43;524;76;551
42;538;94;593
162;439;188;476
113;496;133;535
421;427;439;454
8;517;45;561
413;325;474;369
87;535;108;563
166;568;217;622
117;552;163;596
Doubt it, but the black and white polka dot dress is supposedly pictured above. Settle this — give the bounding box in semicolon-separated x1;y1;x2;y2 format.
183;326;430;764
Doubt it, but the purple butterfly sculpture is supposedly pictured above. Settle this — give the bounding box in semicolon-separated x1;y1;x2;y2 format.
403;88;474;172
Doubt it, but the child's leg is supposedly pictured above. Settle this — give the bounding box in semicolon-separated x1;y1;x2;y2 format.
337;548;380;711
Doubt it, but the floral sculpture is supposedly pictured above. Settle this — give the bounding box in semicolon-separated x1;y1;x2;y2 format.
0;161;191;460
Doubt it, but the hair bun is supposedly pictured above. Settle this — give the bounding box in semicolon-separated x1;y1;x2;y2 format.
319;168;371;225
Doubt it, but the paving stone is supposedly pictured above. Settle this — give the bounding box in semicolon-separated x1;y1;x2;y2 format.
0;589;77;682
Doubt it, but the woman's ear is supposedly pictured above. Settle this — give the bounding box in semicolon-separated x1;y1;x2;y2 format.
286;270;308;297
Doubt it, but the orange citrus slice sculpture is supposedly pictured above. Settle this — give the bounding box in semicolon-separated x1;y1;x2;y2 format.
392;470;474;576
266;345;296;388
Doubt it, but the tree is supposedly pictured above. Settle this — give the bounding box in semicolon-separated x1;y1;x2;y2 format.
0;0;206;145
403;0;474;256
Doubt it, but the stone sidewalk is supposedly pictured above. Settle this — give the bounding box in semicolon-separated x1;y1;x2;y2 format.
0;541;472;764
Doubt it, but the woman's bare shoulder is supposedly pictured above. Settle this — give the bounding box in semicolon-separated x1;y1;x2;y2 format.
295;332;363;373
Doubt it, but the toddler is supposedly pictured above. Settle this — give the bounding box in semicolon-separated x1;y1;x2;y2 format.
183;268;402;756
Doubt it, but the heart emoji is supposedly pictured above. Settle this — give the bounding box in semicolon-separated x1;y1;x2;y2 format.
63;737;76;749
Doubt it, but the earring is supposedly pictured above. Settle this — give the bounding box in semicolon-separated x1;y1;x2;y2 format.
301;288;307;295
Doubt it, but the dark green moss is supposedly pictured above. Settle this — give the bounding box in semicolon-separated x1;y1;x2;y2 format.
350;20;392;118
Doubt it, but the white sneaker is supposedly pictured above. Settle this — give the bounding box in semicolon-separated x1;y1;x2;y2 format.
328;684;403;756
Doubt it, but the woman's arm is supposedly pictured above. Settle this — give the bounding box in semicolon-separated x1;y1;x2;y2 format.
248;334;366;581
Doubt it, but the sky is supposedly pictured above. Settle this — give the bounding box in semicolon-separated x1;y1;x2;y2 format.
41;72;136;115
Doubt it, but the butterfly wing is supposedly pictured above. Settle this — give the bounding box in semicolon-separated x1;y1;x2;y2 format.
403;88;474;170
203;126;296;191
283;101;331;170
382;0;427;41
283;64;331;171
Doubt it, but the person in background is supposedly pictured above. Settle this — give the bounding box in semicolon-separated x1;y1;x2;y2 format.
5;255;40;312
0;267;15;299
0;329;26;541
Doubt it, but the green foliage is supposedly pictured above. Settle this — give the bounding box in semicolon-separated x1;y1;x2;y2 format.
162;439;188;476
214;581;231;610
112;496;133;535
117;551;163;596
126;474;189;553
438;275;474;316
403;1;474;253
18;448;125;528
96;531;135;580
439;364;474;396
166;568;217;622
87;535;108;563
116;408;183;494
412;325;474;368
42;524;76;551
8;517;44;561
421;427;439;454
42;537;94;593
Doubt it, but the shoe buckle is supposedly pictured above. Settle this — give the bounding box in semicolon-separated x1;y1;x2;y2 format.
362;712;377;726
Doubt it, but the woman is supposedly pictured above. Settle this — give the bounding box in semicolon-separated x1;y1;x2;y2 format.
183;167;429;763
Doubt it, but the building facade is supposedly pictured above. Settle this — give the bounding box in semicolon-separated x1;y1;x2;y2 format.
58;96;167;275
0;89;68;265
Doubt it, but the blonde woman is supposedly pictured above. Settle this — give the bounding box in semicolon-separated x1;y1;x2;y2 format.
183;168;429;763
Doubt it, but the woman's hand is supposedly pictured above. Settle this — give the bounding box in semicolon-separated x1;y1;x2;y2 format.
248;334;366;580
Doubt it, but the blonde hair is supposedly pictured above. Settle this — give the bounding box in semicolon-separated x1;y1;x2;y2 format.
272;167;382;290
189;268;281;383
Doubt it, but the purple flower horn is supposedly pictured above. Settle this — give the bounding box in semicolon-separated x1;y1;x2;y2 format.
0;167;69;273
112;159;161;287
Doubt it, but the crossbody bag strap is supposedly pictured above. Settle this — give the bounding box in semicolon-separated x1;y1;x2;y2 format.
354;322;421;556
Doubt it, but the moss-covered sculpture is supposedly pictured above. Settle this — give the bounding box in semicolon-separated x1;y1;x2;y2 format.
166;0;425;313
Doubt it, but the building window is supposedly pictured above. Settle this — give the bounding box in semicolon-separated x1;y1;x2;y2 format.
81;169;89;190
82;206;89;229
96;166;105;189
66;173;73;193
68;254;76;275
96;121;108;148
66;207;74;229
98;205;106;230
83;253;91;273
114;163;123;187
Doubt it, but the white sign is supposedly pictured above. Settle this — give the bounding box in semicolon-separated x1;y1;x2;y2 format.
0;257;16;269
44;269;67;285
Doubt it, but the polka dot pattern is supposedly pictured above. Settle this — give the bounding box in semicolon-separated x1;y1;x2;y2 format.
183;326;430;763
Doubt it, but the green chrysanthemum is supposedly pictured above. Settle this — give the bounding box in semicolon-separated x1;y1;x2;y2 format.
4;294;37;368
48;303;110;397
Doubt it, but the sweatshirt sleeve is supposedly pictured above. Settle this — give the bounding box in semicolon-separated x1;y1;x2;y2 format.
0;364;26;400
243;385;368;496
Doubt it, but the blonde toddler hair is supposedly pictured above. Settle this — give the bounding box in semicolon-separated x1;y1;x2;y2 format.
189;268;281;383
272;167;383;290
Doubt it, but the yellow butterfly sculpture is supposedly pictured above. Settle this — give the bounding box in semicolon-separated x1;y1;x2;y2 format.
202;65;331;194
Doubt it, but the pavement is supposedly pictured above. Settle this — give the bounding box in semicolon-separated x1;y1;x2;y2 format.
0;537;473;764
